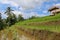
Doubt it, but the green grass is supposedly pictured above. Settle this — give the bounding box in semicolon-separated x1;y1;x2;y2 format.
1;13;60;40
12;13;60;32
16;13;60;25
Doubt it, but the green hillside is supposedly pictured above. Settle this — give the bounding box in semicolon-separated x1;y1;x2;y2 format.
11;13;60;32
0;13;60;40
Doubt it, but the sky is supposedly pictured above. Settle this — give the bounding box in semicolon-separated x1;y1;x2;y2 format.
0;0;60;19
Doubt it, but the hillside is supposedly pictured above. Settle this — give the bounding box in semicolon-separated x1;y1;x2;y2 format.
0;13;60;40
14;13;60;32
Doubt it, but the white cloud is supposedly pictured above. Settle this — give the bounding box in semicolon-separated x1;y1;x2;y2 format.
0;10;8;19
12;11;22;16
0;0;49;9
13;0;49;9
43;10;48;13
0;0;52;18
12;11;40;19
52;3;60;8
0;0;19;7
9;1;19;7
12;11;48;19
54;3;60;7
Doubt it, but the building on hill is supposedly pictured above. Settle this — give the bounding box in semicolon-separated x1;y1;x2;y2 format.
48;6;60;16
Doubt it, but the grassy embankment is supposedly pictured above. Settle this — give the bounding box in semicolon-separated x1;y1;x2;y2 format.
0;13;60;40
12;13;60;32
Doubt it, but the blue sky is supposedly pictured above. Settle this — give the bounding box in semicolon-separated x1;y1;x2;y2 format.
0;0;60;19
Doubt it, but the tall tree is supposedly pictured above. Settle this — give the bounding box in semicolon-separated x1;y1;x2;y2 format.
17;14;24;21
5;7;13;16
5;7;14;26
11;13;17;25
0;13;4;30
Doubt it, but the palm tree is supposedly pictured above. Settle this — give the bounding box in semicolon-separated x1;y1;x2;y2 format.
5;7;14;18
5;7;14;26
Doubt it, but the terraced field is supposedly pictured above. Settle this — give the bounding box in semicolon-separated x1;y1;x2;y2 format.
0;13;60;40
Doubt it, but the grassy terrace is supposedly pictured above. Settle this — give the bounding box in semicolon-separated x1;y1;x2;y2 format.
11;13;60;32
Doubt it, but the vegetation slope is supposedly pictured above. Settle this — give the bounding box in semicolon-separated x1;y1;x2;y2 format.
10;13;60;32
0;13;60;40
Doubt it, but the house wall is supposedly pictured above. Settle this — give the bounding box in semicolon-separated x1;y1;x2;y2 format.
50;9;60;15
